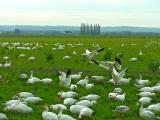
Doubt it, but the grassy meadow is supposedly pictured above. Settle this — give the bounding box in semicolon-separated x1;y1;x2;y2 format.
0;35;160;120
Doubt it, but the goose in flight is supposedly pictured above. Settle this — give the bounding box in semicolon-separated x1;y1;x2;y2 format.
92;57;122;71
81;48;105;60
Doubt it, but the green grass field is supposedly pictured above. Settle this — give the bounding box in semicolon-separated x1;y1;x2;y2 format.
0;35;160;120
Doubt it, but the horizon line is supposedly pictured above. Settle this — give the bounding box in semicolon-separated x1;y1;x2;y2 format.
0;25;160;28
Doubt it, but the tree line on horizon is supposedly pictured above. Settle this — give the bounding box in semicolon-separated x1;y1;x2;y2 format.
80;23;101;35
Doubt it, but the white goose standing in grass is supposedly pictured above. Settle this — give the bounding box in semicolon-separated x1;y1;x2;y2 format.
137;97;152;106
91;75;105;82
75;100;97;107
85;83;95;90
63;98;77;107
114;105;130;113
76;76;89;87
41;78;53;84
62;56;71;60
27;56;36;61
17;92;34;98
70;105;87;115
59;70;71;87
136;92;155;97
69;84;77;91
147;103;160;114
24;96;43;104
42;105;58;120
3;60;11;68
0;113;8;120
108;92;117;99
19;74;28;80
114;93;126;102
58;91;78;99
50;104;67;112
139;87;154;92
135;75;150;86
72;50;77;55
113;88;123;94
139;103;159;119
27;71;41;84
58;108;76;120
80;94;100;101
4;101;33;113
78;107;94;119
139;50;143;56
70;72;82;80
4;97;27;106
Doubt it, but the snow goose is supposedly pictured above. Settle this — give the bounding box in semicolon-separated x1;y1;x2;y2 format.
58;109;76;120
24;96;43;104
137;97;152;105
63;98;77;107
3;60;11;68
129;57;138;62
85;83;95;90
92;57;122;71
70;105;87;115
59;70;71;87
91;75;105;82
75;100;97;107
139;87;154;92
19;74;28;80
0;113;8;120
27;57;36;61
139;50;143;56
112;66;129;85
41;78;53;84
114;105;130;113
119;78;131;85
80;94;100;101
17;92;34;98
139;103;158;119
136;92;155;97
4;101;33;113
114;93;126;102
19;54;26;58
81;48;105;60
42;105;58;120
113;88;123;94
78;107;94;119
69;84;77;91
63;56;71;60
108;92;117;99
58;91;78;99
152;85;160;92
76;76;89;87
70;72;82;80
27;71;41;84
147;103;160;114
72;50;77;55
50;104;67;112
3;98;27;106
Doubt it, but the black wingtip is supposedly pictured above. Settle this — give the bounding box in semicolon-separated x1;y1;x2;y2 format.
91;59;99;65
125;67;130;72
66;69;71;76
115;57;122;65
97;48;105;52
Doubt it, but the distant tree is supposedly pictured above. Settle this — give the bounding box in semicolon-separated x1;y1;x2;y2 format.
14;28;20;34
90;24;93;34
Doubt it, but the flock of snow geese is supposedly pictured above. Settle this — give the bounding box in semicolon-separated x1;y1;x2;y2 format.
0;40;160;120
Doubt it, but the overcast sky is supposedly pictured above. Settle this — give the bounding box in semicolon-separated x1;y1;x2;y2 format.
0;0;160;27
